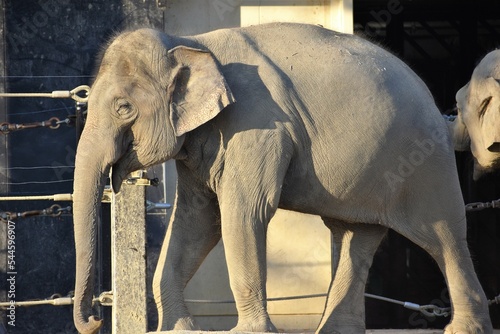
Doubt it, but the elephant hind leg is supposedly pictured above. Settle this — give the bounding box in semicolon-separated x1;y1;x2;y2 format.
388;192;493;334
153;164;222;331
153;208;221;331
317;220;387;334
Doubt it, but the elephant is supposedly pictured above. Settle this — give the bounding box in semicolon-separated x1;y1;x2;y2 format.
449;49;500;179
72;23;493;334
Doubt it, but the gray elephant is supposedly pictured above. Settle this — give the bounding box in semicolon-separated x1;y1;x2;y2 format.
72;23;493;334
450;49;500;179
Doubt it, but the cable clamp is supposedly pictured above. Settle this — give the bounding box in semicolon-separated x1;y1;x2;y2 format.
96;291;113;307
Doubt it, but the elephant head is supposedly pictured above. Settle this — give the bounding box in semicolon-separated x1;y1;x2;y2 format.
72;29;234;334
450;49;500;179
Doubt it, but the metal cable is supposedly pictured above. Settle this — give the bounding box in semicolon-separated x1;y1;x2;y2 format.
364;293;450;317
185;292;452;317
0;291;112;309
185;293;327;304
1;115;76;134
9;106;76;116
0;179;73;186
0;193;73;201
0;279;491;319
1;204;71;222
0;85;90;102
0;75;93;79
0;165;74;170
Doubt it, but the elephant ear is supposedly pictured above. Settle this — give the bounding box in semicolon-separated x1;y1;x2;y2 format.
166;46;235;136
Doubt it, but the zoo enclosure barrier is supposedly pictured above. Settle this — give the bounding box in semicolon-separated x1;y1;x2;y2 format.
0;84;171;334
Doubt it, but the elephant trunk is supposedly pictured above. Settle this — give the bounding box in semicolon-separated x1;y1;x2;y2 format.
72;133;111;334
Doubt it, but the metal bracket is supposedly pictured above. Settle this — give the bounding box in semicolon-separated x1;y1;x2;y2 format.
95;291;113;307
146;200;172;212
102;186;112;203
125;170;159;186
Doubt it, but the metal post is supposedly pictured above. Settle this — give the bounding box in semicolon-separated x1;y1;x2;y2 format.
111;178;147;334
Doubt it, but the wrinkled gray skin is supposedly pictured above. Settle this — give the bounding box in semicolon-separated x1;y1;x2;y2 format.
449;50;500;180
72;23;493;334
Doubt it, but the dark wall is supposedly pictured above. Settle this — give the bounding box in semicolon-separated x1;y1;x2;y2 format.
0;1;162;333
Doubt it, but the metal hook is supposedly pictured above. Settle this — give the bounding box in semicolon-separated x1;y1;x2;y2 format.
69;85;90;102
47;117;61;129
419;304;451;318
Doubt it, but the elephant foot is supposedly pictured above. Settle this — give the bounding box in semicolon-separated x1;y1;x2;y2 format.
444;317;493;334
170;316;200;331
231;315;277;333
316;325;364;334
316;313;365;334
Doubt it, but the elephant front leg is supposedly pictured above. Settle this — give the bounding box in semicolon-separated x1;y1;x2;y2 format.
153;164;221;331
218;129;292;332
317;221;387;334
219;198;278;332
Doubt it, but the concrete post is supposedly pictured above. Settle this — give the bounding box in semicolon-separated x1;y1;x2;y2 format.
111;180;147;334
329;0;354;33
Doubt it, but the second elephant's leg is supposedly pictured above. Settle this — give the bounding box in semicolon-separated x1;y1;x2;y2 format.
317;220;387;334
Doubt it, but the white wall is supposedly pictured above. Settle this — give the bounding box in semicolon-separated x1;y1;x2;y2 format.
164;0;353;35
161;1;353;331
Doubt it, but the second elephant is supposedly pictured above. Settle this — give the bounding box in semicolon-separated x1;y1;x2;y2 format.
450;49;500;179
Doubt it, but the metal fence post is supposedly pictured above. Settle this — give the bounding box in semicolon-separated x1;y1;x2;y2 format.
111;178;147;334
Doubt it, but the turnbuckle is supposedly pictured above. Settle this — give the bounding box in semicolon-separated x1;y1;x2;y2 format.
0;116;76;134
1;204;72;222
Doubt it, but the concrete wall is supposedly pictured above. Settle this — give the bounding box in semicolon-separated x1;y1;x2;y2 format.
160;1;353;331
164;0;352;35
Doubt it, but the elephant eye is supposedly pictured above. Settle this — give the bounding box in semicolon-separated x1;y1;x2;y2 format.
115;100;134;117
478;96;492;119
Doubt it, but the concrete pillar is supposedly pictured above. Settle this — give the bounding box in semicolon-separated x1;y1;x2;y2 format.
329;0;354;33
111;181;147;334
